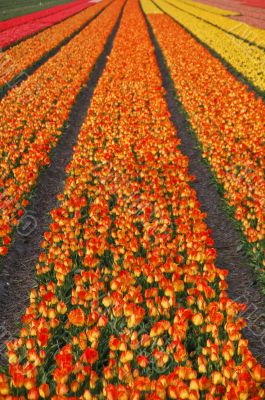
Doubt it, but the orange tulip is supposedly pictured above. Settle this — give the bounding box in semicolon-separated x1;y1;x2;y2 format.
68;308;86;327
39;383;50;398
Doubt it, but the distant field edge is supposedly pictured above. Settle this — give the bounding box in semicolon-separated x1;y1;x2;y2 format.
0;0;82;22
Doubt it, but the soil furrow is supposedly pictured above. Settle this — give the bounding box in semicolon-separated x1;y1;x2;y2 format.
0;1;125;365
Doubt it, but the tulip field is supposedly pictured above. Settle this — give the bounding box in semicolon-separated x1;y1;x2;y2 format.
0;0;87;23
0;0;264;398
0;0;95;49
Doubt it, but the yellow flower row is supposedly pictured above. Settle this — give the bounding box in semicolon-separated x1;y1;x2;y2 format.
141;0;161;14
144;10;265;267
168;0;265;47
176;0;239;16
152;0;265;92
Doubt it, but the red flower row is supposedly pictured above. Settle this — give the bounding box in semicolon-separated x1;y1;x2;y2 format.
0;0;94;48
0;0;90;32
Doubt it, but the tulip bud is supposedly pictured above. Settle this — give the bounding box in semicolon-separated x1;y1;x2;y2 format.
39;383;50;398
120;350;133;363
57;302;67;314
212;371;223;385
192;313;203;326
0;382;10;396
137;355;149;368
84;390;93;400
252;364;265;383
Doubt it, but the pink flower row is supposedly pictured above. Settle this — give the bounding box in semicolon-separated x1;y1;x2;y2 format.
0;0;94;48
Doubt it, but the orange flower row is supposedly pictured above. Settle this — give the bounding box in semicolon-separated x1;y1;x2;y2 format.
0;0;111;88
1;0;264;398
147;13;265;268
0;0;124;257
